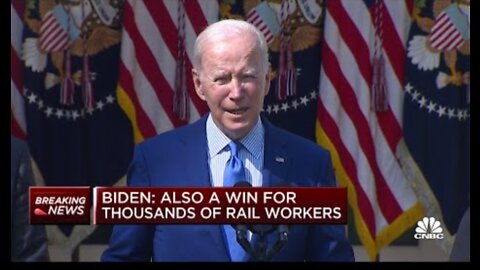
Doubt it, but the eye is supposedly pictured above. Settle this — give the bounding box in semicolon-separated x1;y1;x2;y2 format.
214;76;230;84
242;74;256;80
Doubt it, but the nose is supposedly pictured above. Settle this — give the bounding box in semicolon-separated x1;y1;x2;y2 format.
228;78;243;100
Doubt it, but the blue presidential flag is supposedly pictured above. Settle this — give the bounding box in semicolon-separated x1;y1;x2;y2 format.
22;0;133;238
403;0;469;234
220;0;324;141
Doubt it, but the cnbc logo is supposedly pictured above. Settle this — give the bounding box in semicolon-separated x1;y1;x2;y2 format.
414;217;444;240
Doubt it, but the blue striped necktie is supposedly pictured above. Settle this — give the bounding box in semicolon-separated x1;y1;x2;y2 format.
223;141;247;261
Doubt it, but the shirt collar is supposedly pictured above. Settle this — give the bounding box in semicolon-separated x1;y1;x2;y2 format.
206;113;264;159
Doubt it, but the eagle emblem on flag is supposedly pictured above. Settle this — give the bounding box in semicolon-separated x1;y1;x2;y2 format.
22;0;133;246
23;0;123;111
220;0;325;141
403;0;470;237
407;0;469;90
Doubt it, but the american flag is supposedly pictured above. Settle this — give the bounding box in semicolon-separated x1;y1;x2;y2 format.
11;0;26;139
39;8;71;53
316;0;423;260
429;4;469;51
117;0;218;143
245;1;280;44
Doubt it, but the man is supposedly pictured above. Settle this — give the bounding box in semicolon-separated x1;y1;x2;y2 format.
11;136;50;262
102;19;354;262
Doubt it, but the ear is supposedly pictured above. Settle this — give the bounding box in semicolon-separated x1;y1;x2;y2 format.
264;64;272;97
192;69;206;101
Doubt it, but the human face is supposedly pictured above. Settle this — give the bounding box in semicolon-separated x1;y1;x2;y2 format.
193;34;270;140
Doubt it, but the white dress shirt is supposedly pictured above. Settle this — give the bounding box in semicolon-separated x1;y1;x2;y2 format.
206;114;264;188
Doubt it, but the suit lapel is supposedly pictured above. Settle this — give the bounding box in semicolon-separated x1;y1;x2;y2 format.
178;115;211;187
262;118;289;187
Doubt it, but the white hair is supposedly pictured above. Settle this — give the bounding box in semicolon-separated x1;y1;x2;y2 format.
193;19;269;74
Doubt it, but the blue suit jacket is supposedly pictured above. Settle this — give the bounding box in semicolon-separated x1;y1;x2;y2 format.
102;115;354;262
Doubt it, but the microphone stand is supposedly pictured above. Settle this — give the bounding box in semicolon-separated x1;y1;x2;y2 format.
252;230;269;261
234;224;256;258
232;181;290;261
248;224;289;261
248;224;283;261
232;182;257;258
265;225;289;261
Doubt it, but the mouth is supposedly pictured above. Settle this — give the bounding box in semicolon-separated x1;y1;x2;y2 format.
226;108;248;115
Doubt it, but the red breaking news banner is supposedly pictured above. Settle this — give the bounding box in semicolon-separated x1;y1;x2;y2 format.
93;187;348;225
29;187;348;225
29;187;91;224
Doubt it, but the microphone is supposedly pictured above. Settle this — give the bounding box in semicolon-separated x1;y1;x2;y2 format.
232;181;292;261
264;181;292;261
232;181;256;257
